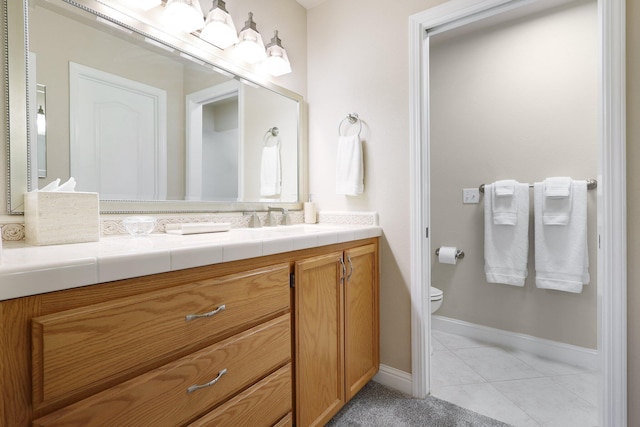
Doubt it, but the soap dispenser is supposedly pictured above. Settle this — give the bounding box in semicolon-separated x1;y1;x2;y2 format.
304;195;316;224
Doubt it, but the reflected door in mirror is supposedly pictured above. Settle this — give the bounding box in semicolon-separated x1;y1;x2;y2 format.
69;62;168;200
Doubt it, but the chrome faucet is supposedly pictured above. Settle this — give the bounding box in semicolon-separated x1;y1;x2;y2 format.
243;211;262;228
266;207;292;226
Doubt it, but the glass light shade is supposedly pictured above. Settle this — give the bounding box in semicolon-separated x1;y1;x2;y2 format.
263;52;291;76
235;13;266;64
263;32;291;76
200;8;238;49
162;0;204;33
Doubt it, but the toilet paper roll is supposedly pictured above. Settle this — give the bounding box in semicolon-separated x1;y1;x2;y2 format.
438;246;458;265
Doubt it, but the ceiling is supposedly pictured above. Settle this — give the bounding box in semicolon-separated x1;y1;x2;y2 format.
295;0;327;9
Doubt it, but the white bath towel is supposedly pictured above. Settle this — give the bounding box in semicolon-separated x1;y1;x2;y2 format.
534;180;589;293
542;177;572;225
484;182;530;286
336;134;364;195
260;144;281;197
492;179;518;225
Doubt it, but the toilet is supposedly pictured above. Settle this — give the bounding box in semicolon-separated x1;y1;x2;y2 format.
430;287;443;313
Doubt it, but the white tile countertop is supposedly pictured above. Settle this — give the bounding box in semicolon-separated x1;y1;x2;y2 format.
0;223;382;301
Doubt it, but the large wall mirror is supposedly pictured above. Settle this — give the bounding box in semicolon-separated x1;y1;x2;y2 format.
5;0;305;214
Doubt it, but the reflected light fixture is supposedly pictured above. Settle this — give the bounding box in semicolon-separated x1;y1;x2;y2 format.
162;0;204;33
36;106;46;136
235;12;267;64
200;0;238;49
263;30;291;76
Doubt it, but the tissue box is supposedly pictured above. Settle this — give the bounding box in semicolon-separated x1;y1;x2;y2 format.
24;192;100;246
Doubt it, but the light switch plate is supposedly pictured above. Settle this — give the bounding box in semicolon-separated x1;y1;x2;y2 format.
463;188;480;204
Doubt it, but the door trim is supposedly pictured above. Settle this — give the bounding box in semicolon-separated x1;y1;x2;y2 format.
408;1;626;426
185;80;242;201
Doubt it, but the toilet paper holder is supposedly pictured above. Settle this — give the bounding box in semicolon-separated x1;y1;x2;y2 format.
435;248;465;260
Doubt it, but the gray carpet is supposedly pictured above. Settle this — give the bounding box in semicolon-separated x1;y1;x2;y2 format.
326;381;513;427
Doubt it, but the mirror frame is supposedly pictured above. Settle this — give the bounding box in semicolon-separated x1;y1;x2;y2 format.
4;0;306;214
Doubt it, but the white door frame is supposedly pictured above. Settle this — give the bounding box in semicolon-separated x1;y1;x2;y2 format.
185;80;241;201
408;1;627;426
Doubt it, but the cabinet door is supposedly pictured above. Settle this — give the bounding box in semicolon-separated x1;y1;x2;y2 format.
344;244;379;400
294;252;345;427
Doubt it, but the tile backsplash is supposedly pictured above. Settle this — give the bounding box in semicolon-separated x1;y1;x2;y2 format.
1;210;378;242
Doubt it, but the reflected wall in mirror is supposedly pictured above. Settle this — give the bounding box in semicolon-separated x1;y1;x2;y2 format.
6;0;304;213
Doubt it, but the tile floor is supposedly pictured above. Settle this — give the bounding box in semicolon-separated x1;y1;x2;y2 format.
430;329;599;427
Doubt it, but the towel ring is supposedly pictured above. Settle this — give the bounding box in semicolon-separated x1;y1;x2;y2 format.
338;113;362;136
263;127;280;146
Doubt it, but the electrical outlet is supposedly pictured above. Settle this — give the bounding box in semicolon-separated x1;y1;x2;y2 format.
463;188;480;204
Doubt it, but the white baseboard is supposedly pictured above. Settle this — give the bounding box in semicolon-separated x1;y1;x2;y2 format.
373;364;412;395
431;315;599;371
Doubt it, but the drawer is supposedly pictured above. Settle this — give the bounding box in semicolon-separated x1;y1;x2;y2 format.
189;364;292;427
274;413;293;427
32;314;291;427
32;263;290;407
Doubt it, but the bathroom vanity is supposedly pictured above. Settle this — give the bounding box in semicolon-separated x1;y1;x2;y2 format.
0;224;380;426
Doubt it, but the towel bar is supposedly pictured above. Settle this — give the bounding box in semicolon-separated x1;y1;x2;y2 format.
479;179;597;193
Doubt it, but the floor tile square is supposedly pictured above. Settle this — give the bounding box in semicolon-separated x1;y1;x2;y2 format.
492;377;597;427
453;346;545;382
433;383;541;427
430;350;486;389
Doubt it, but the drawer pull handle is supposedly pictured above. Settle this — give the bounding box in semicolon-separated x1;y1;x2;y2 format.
187;368;228;394
185;304;226;322
347;255;354;281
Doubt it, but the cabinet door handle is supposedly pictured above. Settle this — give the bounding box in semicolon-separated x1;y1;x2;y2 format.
339;257;346;284
187;368;228;393
347;255;353;281
185;304;226;322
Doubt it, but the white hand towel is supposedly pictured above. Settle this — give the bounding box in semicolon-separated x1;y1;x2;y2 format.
534;180;589;293
492;179;518;225
543;177;572;225
260;145;281;197
545;177;572;197
484;182;529;286
336;134;364;195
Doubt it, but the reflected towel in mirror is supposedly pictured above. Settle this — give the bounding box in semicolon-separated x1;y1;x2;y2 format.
260;144;281;197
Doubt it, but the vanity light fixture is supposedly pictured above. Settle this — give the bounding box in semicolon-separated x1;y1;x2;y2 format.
200;0;238;49
235;12;267;64
162;0;204;33
263;30;291;76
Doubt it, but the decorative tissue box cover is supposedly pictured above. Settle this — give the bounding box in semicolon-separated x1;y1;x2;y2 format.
24;192;100;245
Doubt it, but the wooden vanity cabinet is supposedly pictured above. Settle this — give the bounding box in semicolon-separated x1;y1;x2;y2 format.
294;242;379;427
0;237;378;427
0;260;293;427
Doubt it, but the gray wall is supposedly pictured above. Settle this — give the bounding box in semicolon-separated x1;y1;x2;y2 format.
429;1;598;348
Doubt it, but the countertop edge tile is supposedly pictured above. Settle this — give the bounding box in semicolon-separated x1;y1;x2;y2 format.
98;251;172;283
0;261;98;300
0;224;381;300
170;245;224;271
